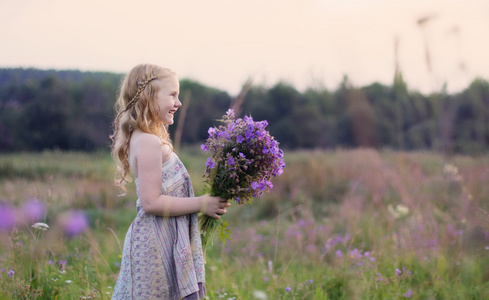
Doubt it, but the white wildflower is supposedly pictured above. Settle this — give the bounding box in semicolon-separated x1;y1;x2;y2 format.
32;222;49;231
388;204;410;218
253;290;268;300
443;163;462;181
65;280;72;284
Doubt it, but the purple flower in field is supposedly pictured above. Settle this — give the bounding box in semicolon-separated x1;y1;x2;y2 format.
58;260;67;271
256;130;266;139
227;122;235;131
205;158;215;169
218;131;229;139
239;152;246;158
370;257;376;262
63;211;88;237
364;251;370;257
404;288;412;298
262;147;269;154
201;144;208;151
251;182;259;190
309;279;313;284
336;250;343;258
285;287;291;292
396;268;402;276
227;157;235;165
263;277;269;282
256;120;268;129
226;108;235;118
8;269;14;277
244;115;253;125
208;127;217;137
0;205;16;231
350;248;358;257
236;135;244;143
258;181;266;191
22;199;45;222
266;180;273;189
245;131;254;139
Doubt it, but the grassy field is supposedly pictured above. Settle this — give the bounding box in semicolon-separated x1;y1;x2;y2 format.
0;148;488;299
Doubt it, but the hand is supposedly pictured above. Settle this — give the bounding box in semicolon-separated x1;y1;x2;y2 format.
200;195;231;219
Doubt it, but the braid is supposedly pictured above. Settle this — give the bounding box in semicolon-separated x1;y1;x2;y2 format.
125;75;159;110
115;75;159;122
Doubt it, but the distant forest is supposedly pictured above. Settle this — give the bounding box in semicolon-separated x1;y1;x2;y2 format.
0;68;488;154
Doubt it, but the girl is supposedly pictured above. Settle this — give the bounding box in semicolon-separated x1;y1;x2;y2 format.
111;64;230;299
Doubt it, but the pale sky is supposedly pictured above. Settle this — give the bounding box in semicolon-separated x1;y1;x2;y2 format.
1;0;488;95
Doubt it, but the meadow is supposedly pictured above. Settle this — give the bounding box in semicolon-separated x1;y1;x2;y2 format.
0;148;488;299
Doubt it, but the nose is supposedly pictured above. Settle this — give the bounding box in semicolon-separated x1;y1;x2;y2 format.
175;97;182;108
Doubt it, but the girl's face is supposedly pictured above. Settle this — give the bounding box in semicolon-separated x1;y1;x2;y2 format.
155;76;181;125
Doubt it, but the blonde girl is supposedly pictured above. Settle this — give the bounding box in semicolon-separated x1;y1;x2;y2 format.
111;64;229;299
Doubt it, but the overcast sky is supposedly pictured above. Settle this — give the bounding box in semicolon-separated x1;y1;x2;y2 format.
1;0;488;95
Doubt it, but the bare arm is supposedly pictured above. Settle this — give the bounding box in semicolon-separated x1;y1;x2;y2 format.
133;133;229;218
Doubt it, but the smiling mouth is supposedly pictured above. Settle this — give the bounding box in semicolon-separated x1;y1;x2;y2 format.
169;110;177;115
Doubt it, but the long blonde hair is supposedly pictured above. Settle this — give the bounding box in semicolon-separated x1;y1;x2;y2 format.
110;64;176;190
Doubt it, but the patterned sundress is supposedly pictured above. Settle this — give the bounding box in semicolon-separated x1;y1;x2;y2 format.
112;152;206;299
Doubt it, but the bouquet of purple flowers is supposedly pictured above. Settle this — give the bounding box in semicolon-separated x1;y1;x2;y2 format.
200;109;285;250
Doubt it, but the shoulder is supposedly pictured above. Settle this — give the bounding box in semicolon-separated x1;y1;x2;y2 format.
130;131;172;163
130;132;162;160
132;132;161;148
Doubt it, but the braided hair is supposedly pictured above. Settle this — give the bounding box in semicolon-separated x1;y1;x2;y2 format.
110;64;176;190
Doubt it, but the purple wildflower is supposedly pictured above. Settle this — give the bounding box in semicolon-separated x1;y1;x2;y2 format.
396;268;402;276
227;157;235;165
336;250;343;258
208;127;217;137
256;130;266;139
0;205;16;231
263;277;269;282
245;131;254;139
285;287;291;292
64;211;88;237
218;131;229;139
226;108;235;118
404;288;412;298
263;147;269;154
58;260;67;270
239;152;246;158
251;182;259;190
205;158;215;169
8;269;14;277
236;135;244;143
308;279;313;284
22;199;45;222
244;115;253;125
201;144;208;151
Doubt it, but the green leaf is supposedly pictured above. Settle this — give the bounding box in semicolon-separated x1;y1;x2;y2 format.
217;220;233;244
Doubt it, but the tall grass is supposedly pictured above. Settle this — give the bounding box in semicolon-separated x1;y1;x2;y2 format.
0;149;488;299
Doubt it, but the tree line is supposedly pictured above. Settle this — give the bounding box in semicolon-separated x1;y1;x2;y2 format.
0;68;488;154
